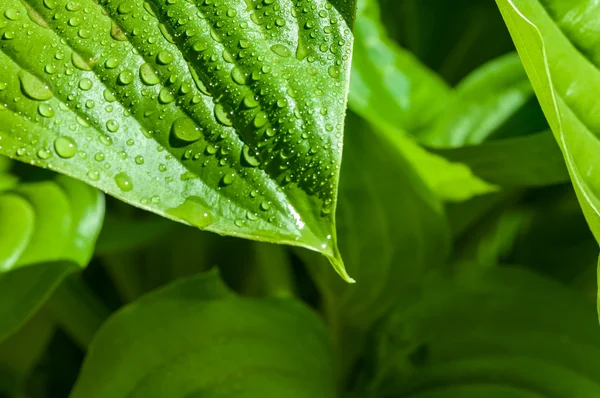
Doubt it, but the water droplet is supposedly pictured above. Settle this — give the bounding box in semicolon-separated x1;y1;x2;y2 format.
87;170;100;181
37;148;52;160
115;172;133;192
221;172;236;186
54;136;77;158
166;197;214;228
158;88;175;104
243;94;259;109
328;65;341;79
38;103;55;118
231;67;246;85
242;145;260;167
172;117;201;142
106;119;119;133
139;63;160;86
118;69;134;85
157;50;174;65
19;71;53;101
253;111;268;128
135;155;144;165
271;44;291;57
260;200;271;211
214;104;233;126
79;78;93;91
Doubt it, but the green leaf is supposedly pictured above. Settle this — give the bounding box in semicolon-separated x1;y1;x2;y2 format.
0;0;357;281
308;112;451;333
419;52;537;147
0;173;104;341
349;0;451;134
71;271;336;398
432;131;569;187
366;267;600;397
495;0;600;245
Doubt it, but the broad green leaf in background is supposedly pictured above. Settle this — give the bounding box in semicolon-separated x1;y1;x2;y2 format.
71;271;336;398
496;0;600;247
0;173;104;341
350;0;451;134
303;113;451;377
348;0;496;202
418;52;536;147
363;267;600;397
433;131;568;187
0;0;357;281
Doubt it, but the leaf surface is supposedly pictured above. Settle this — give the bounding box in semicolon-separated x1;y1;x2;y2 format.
365;268;600;397
496;0;600;245
0;0;357;280
71;271;336;398
0;172;104;341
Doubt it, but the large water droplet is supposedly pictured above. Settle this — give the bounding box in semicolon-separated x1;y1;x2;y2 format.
172;117;201;142
214;104;233;126
18;71;53;101
271;44;291;57
166;197;214;228
54;136;77;158
115;172;133;192
139;63;160;85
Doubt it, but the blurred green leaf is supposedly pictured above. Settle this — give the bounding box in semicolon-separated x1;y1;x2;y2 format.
0;0;358;280
432;131;568;187
71;271;335;398
497;0;600;246
364;267;600;397
0;312;55;397
350;0;451;134
0;173;104;342
419;53;536;147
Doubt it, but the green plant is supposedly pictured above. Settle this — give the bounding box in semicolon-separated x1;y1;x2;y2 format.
1;0;600;396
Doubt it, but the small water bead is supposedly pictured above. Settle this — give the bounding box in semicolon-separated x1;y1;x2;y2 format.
135;155;144;165
166;197;213;228
139;63;160;86
231;67;246;85
105;57;120;69
38;103;55;118
253;111;268;128
158;164;167;172
115;172;133;192
242;145;260;167
260;200;271;211
104;89;116;102
243;94;259;109
328;65;341;79
16;147;26;157
94;152;105;162
37;149;52;160
54;136;77;158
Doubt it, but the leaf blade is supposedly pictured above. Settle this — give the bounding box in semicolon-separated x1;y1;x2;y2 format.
0;0;357;280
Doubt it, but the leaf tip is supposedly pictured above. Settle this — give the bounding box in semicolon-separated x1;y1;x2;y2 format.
326;249;355;284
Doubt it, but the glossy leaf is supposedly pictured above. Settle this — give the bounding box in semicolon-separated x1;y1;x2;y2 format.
365;267;600;397
0;0;357;281
418;52;537;147
0;173;104;341
71;271;335;398
349;0;451;134
496;0;600;245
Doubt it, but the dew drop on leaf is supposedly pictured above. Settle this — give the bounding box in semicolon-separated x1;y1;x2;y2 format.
115;172;133;192
172;117;202;142
18;71;53;101
54;136;77;159
166;196;214;228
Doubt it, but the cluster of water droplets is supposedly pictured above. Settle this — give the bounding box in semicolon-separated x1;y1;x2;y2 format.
0;0;353;236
